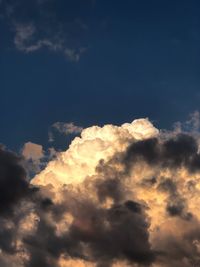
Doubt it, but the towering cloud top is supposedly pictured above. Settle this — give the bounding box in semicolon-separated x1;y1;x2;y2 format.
32;118;158;187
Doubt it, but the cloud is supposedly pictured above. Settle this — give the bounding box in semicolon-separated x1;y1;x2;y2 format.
0;146;32;215
31;115;200;266
49;121;83;143
64;47;87;62
22;142;44;161
21;142;57;178
2;0;89;61
13;23;37;52
21;142;45;177
53;122;83;135
3;116;200;266
40;118;158;186
12;22;81;61
186;111;200;131
30;118;158;266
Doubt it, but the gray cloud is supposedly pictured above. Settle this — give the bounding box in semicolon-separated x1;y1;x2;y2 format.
52;122;83;135
49;121;83;142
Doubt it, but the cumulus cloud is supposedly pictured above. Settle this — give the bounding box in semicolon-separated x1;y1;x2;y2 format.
3;116;200;266
31;116;200;266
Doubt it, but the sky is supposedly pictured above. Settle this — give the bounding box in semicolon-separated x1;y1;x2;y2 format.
1;0;200;151
2;1;200;266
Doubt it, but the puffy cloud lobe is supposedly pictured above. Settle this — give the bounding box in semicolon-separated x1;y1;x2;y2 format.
21;142;58;178
22;142;44;161
21;142;45;177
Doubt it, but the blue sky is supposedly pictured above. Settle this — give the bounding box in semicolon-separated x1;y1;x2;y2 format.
1;0;200;151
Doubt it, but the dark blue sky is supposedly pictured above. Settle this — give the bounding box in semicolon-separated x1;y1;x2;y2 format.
1;0;200;151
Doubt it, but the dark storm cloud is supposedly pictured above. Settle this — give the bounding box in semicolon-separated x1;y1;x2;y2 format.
0;145;31;215
0;146;58;265
95;177;124;204
0;146;36;260
123;133;200;173
22;179;155;267
119;134;200;222
157;178;192;220
116;132;200;266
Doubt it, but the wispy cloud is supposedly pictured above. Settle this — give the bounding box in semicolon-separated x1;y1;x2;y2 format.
49;121;83;142
12;21;87;61
2;0;90;61
53;122;83;135
64;47;87;62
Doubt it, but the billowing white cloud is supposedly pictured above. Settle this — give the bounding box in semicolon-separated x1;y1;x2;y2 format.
33;118;158;187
